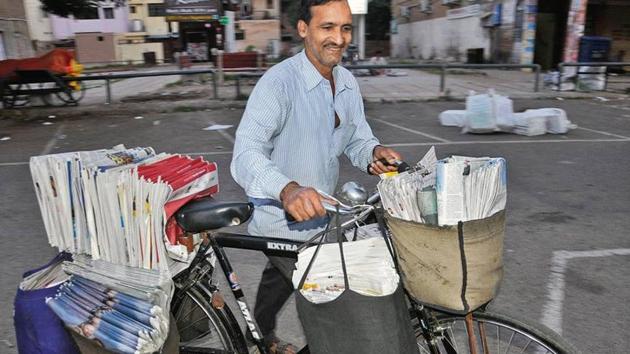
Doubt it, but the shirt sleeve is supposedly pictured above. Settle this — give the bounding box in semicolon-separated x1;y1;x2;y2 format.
343;84;380;172
230;75;293;201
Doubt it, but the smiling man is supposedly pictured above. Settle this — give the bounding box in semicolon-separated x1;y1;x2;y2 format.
230;1;402;352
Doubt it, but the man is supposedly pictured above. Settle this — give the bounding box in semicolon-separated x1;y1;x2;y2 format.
230;1;402;353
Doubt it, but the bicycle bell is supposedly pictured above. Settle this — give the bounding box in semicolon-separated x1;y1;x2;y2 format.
338;181;368;206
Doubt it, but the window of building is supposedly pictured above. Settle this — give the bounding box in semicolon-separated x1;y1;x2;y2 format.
130;6;136;14
0;32;6;60
148;4;166;17
103;8;115;19
75;6;99;20
267;0;274;9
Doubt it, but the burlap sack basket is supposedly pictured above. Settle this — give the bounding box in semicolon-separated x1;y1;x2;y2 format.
385;210;505;314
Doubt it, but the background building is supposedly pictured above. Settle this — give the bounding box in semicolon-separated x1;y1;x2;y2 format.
0;0;34;60
23;0;55;55
391;0;630;69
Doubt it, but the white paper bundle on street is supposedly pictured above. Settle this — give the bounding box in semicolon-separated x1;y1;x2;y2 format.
436;156;507;225
513;108;576;136
377;147;438;224
47;258;172;354
439;110;467;127
29;147;219;271
293;237;399;304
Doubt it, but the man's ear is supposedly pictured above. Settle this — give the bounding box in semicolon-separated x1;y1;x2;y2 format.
297;20;308;39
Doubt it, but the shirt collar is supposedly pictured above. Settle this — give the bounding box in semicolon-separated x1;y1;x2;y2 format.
298;50;354;93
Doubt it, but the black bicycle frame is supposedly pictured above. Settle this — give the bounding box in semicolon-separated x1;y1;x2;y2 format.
206;232;304;354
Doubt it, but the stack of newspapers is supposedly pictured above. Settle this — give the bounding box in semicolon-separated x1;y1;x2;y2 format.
29;146;218;353
47;257;172;354
378;147;507;225
30;146;219;270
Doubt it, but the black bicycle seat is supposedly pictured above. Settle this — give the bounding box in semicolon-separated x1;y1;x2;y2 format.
175;197;254;233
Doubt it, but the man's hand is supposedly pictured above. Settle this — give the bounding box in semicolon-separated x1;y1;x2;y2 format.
280;182;329;222
369;145;403;175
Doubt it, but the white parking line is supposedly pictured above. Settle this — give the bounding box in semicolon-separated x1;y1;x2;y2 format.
0;162;28;167
40;123;66;155
387;137;630;147
369;117;451;143
541;248;630;335
576;126;630;139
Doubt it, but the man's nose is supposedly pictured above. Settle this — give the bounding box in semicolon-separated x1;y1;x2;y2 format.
330;28;345;47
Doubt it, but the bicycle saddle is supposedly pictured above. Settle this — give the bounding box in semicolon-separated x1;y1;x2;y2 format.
175;197;254;233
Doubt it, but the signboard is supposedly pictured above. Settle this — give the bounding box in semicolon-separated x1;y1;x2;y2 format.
165;0;220;21
348;0;368;15
447;4;481;20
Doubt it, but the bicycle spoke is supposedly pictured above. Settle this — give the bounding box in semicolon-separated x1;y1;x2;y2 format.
176;300;199;322
179;315;211;334
504;331;515;354
518;339;532;354
496;324;500;354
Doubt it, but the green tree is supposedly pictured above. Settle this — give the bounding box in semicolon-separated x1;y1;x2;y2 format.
39;0;126;18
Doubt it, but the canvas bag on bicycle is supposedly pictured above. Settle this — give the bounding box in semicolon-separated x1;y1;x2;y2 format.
385;210;505;314
295;211;419;354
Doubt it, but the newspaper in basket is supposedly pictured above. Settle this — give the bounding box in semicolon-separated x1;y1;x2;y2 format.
385;210;505;314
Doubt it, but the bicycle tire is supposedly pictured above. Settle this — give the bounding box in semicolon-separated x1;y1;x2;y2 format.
414;310;580;354
172;284;248;354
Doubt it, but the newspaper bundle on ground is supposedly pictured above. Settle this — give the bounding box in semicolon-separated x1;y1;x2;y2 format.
292;237;399;304
46;257;172;354
378;148;507;226
439;90;577;136
30;146;219;270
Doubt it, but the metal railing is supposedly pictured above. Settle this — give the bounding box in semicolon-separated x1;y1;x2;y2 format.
66;69;218;104
62;62;543;105
346;63;542;93
557;62;630;91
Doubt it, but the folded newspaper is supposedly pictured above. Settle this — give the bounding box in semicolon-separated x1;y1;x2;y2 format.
30;145;219;270
47;257;172;354
378;147;507;225
293;237;399;303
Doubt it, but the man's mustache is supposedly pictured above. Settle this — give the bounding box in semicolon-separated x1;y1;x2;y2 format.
323;43;345;50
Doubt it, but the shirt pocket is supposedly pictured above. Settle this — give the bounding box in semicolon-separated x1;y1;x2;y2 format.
332;116;356;157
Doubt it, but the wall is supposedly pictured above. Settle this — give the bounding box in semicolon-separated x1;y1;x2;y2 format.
75;33;117;63
116;41;164;62
128;0;179;36
391;15;490;61
236;20;280;54
252;0;280;19
0;0;34;59
51;6;129;39
23;0;55;54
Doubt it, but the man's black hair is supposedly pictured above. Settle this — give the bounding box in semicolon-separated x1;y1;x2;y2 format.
298;0;345;24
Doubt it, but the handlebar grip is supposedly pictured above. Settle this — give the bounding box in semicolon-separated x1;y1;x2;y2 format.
369;159;411;174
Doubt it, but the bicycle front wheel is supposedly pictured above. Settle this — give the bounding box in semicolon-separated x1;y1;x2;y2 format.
172;284;248;354
415;310;580;354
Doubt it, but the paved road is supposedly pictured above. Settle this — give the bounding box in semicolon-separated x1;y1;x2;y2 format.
1;98;629;353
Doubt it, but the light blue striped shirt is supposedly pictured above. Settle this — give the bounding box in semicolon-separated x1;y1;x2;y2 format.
230;50;380;241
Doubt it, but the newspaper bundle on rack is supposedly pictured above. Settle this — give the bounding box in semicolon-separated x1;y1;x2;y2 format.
378;148;507;226
46;256;172;354
436;156;507;225
292;237;399;304
30;146;219;270
378;147;439;224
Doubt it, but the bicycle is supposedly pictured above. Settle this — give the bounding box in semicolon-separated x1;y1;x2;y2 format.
169;179;579;354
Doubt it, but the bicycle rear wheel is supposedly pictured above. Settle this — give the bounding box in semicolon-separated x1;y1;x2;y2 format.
415;310;579;354
172;284;248;354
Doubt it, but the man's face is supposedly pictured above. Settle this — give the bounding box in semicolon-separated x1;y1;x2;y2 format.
298;1;353;70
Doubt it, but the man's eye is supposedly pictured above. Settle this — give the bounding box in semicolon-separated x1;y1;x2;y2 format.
342;26;353;32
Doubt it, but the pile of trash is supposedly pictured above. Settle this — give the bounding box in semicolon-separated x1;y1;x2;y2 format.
439;90;577;136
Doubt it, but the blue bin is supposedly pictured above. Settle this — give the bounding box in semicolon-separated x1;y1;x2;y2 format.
578;36;611;62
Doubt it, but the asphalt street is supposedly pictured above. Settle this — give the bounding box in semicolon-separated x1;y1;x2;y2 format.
1;98;629;353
